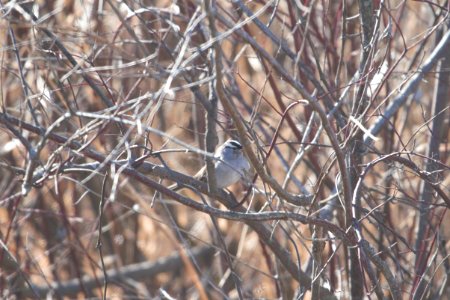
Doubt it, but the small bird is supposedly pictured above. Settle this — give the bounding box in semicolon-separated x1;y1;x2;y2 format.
169;139;250;191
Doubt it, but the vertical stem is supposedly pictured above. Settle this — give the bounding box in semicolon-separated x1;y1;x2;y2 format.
350;1;374;298
311;226;325;299
204;0;243;298
413;27;450;300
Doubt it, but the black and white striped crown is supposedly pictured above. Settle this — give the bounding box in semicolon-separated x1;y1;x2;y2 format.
224;139;242;150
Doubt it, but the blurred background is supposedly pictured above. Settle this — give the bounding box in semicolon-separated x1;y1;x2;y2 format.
0;0;449;298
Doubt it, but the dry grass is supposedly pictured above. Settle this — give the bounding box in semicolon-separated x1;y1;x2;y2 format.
1;0;449;299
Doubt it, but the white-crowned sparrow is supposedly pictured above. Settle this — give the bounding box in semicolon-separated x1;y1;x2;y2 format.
170;139;250;191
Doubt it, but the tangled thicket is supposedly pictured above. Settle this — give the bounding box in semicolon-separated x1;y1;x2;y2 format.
1;0;449;299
